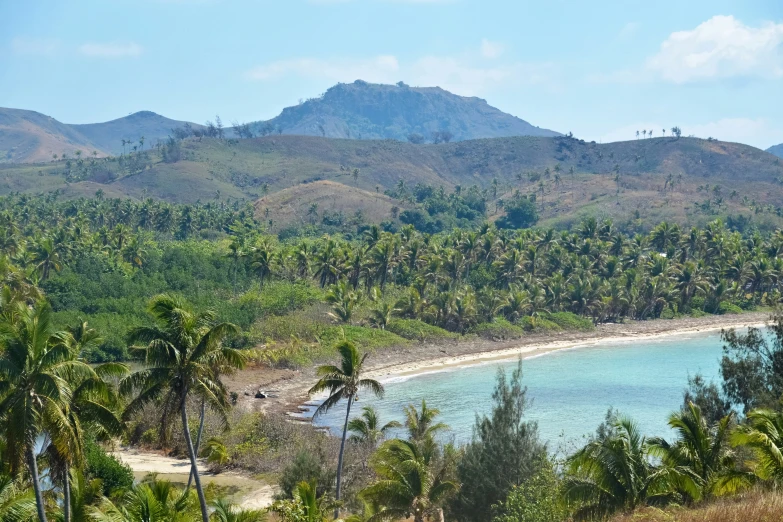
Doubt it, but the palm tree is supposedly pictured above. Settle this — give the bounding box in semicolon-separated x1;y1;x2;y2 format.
348;406;401;446
94;478;198;522
0;474;37;522
368;302;397;330
648;402;740;501
120;295;242;522
403;400;448;442
564;417;672;520
0;301;91;522
361;438;457;522
209;498;265;522
308;341;384;517
732;409;783;482
270;481;339;522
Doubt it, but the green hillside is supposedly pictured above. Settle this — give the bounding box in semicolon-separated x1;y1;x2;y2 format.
2;134;782;232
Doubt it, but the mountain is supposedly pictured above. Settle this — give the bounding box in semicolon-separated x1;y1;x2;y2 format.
250;80;560;141
0;108;204;163
3;134;783;230
0;108;109;163
768;144;783;159
71;111;204;155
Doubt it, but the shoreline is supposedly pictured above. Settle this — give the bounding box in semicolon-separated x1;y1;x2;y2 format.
226;312;771;419
362;318;768;384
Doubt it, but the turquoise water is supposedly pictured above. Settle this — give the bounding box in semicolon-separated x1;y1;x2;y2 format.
307;330;734;448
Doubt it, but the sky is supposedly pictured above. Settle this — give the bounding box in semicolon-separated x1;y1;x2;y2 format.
1;0;782;149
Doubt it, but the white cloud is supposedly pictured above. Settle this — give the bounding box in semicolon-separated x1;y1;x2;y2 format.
246;42;554;97
79;42;143;58
596;118;783;149
480;39;504;59
11;37;60;56
647;15;783;83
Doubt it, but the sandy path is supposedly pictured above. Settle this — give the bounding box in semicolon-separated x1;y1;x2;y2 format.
114;448;278;509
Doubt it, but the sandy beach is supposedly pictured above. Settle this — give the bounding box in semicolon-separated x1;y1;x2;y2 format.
225;312;772;417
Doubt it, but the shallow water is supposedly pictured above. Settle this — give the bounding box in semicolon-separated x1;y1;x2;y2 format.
306;330;735;448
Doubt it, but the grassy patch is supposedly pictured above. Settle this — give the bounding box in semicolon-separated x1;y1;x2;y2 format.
547;311;595;331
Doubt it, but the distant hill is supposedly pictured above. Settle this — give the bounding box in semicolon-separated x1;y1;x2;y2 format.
71;111;204;155
0;108;203;163
250;80;560;142
0;107;109;163
3;134;783;230
769;144;783;159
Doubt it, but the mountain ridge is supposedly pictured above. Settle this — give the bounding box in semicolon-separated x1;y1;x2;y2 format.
0;81;560;163
769;143;783;159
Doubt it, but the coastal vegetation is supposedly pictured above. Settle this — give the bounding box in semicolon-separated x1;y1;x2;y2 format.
3;188;783;520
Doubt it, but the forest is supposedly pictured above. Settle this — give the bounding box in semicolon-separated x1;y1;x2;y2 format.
2;191;783;521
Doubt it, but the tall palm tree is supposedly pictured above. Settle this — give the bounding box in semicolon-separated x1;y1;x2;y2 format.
309;341;384;517
564;417;672;520
0;301;95;522
361;438;457;522
120;295;242;522
348;406;401;446
648;402;740;501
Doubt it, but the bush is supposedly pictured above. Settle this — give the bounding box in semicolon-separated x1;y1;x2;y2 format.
240;281;323;317
387;319;460;342
319;325;409;351
279;450;335;499
691;296;706;311
85;438;134;497
718;301;743;315
546;312;594;331
492;459;565;522
470;319;525;340
517;316;561;332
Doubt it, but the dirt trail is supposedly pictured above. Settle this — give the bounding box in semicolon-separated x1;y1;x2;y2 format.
114;448;277;510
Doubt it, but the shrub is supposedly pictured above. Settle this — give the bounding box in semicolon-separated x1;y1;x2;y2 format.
517;316;562;332
279;450;336;499
690;296;706;311
718;302;743;315
492;459;566;522
240;281;323;317
386;319;460;342
319;325;409;351
470;319;525;340
546;312;594;331
85;438;134;497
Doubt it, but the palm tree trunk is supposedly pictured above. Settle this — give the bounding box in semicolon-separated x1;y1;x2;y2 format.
27;447;48;522
187;399;207;490
334;394;354;519
63;466;71;522
181;398;209;522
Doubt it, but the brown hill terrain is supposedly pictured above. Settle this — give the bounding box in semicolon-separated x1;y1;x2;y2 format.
252;180;406;231
2;134;782;230
0;108;110;163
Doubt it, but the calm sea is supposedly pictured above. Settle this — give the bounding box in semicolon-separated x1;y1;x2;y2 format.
306;330;736;450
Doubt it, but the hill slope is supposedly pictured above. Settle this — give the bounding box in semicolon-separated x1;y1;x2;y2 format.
769;144;783;159
72;111;204;155
252;80;559;141
0;107;109;163
2;135;782;230
253;180;407;232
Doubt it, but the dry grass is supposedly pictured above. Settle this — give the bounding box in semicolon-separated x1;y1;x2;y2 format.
609;490;783;522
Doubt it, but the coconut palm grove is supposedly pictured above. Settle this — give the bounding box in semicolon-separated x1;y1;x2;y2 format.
1;189;783;520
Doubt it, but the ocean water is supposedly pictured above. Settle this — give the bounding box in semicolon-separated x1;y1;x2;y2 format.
306;330;736;449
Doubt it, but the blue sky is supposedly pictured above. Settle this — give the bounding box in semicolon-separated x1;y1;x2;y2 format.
1;0;782;148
